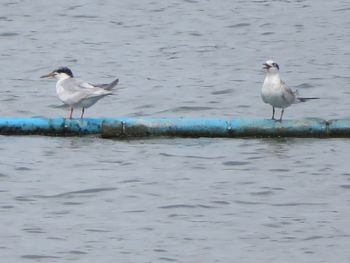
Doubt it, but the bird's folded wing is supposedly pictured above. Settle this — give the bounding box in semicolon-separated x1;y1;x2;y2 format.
62;78;95;92
65;90;109;104
91;78;119;91
281;80;297;102
75;79;96;89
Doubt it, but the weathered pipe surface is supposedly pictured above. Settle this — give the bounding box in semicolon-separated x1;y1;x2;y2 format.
0;118;103;136
0;117;349;138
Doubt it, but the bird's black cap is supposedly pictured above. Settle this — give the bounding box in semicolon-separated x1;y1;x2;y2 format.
55;67;73;77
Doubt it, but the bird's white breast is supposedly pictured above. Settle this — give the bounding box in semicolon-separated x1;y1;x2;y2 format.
55;78;77;105
261;74;291;108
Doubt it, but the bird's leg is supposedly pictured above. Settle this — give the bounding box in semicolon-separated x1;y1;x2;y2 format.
279;109;285;122
271;106;275;120
80;107;85;119
69;107;74;119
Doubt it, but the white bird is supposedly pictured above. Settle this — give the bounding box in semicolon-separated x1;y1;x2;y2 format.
41;67;119;119
261;59;318;121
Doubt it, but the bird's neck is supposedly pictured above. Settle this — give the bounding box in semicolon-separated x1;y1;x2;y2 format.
265;72;280;82
57;75;72;83
56;75;72;95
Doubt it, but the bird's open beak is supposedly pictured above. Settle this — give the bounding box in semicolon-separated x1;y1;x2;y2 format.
40;71;55;78
262;63;271;69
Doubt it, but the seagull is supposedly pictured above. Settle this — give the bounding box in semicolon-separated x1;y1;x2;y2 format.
41;67;119;119
261;59;319;121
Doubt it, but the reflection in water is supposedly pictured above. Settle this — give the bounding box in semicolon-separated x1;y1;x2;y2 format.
259;137;306;159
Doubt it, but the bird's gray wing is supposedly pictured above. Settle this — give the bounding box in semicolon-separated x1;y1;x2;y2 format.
75;78;96;89
68;77;119;91
281;80;297;104
91;78;119;91
61;78;111;102
61;78;95;92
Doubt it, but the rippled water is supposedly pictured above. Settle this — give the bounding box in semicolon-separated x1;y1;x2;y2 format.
0;0;350;262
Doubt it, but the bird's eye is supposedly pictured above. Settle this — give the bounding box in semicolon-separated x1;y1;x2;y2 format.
272;63;279;70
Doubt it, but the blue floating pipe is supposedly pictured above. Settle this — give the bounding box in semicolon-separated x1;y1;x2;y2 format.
0;117;103;136
0;117;349;138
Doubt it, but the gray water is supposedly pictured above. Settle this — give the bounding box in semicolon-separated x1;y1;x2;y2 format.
0;0;350;262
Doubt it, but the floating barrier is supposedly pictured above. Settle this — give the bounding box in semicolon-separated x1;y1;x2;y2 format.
0;117;349;138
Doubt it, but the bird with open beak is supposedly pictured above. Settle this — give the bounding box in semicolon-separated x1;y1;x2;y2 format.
261;59;319;121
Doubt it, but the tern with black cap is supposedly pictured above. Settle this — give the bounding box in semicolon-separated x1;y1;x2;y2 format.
41;67;119;119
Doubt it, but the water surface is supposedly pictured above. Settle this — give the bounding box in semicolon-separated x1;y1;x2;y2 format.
0;0;350;262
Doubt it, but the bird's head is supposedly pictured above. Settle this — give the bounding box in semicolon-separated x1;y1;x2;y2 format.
263;59;280;74
40;67;74;79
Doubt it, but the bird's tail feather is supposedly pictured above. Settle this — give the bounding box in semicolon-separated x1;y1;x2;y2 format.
297;97;320;102
93;78;119;91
